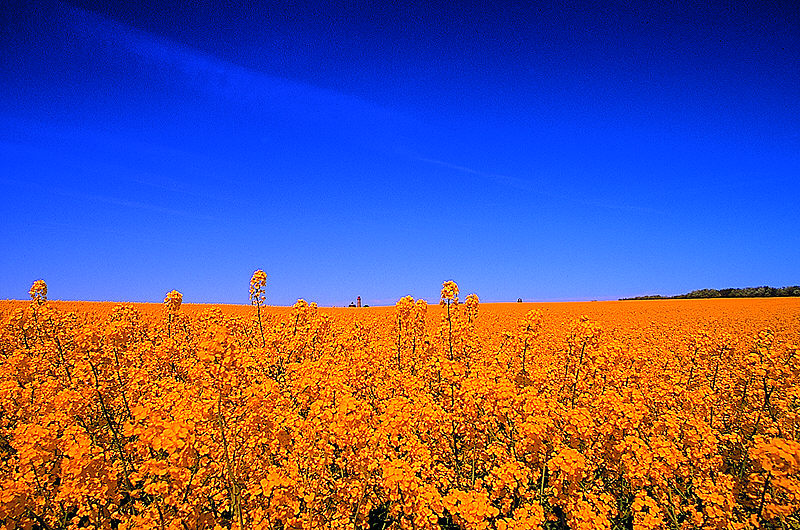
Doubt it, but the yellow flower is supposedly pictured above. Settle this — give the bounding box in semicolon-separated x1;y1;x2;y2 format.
29;279;47;304
250;269;267;305
440;280;459;306
164;289;182;313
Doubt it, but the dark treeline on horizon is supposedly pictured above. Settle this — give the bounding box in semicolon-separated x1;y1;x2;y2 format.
621;286;800;301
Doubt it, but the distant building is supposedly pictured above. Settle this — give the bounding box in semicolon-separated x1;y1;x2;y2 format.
348;301;356;308
517;298;523;303
357;296;361;308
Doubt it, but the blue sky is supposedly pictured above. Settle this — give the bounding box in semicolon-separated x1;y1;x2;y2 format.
1;0;798;305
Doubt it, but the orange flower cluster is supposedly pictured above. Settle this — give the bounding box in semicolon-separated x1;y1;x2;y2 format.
1;280;799;529
250;270;267;306
28;279;47;305
164;290;183;314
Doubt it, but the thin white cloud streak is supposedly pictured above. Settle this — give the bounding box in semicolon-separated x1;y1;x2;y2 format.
54;3;661;216
59;3;397;123
414;156;549;194
1;176;216;222
414;156;663;214
13;220;192;249
0;134;224;220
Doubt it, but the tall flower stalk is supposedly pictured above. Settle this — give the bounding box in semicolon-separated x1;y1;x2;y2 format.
164;289;182;338
250;269;267;347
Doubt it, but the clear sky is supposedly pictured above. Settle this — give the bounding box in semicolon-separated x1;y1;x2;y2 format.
1;0;798;305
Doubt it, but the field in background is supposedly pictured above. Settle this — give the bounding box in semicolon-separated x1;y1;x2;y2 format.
1;287;798;529
3;295;798;328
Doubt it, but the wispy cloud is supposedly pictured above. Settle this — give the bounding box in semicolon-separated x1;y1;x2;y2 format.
0;133;222;220
414;156;540;194
413;155;663;214
1;176;216;222
58;2;397;124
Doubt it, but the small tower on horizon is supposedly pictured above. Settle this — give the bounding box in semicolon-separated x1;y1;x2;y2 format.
357;296;361;308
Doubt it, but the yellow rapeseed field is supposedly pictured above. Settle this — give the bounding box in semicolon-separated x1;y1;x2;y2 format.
1;275;798;529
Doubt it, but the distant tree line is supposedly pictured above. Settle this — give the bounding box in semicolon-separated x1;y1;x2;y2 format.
621;285;800;301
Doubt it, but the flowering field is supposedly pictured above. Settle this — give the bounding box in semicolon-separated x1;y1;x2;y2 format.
1;277;799;530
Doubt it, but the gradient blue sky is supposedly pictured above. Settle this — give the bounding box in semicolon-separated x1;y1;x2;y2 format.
1;0;798;305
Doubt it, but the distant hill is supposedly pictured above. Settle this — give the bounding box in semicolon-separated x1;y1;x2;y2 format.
621;285;800;301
